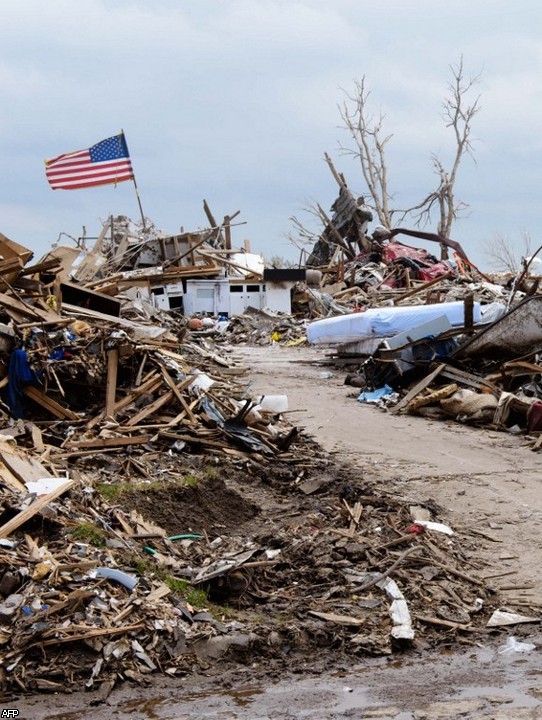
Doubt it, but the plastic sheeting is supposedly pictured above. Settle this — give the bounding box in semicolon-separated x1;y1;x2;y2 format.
307;301;481;346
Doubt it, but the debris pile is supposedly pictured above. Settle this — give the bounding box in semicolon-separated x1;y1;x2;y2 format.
1;431;517;696
299;172;542;447
0;199;538;698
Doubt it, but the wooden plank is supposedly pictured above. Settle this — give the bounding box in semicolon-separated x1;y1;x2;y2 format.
0;461;27;493
50;448;119;460
0;449;53;485
440;366;500;396
125;388;173;427
105;348;119;419
23;385;79;420
392;273;454;305
65;435;150;450
391;364;445;415
28;423;45;453
0;291;60;322
0;478;75;538
308;610;366;627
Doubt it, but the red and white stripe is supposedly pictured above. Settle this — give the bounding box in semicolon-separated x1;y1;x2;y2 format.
45;150;134;190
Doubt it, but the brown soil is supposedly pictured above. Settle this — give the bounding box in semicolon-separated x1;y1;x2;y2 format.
120;473;261;537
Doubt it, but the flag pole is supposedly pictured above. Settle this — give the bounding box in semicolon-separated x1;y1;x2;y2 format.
121;129;147;231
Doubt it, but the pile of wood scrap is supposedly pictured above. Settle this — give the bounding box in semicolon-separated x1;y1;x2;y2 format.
1;424;529;696
38;207;263;306
355;353;542;450
299;158;528;315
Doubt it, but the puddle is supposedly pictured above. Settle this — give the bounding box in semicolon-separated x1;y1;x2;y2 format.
21;644;542;720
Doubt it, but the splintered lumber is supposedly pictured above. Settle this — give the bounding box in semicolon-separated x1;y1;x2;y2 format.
86;371;162;429
0;461;27;493
124;374;196;427
414;614;473;631
0;256;24;278
23;385;80;421
0;478;75;538
0;449;52;486
34;622;146;647
124;388;173;427
28;423;45;453
440;364;500;396
391;364;445;415
0;291;60;323
393;272;454;305
159;367;196;423
308;610;366;627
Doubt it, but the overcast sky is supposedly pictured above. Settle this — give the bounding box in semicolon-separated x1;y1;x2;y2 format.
2;0;541;269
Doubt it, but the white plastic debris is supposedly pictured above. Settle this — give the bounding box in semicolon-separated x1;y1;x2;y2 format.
255;395;289;413
414;520;454;536
188;371;215;394
498;636;536;654
487;609;540;627
377;576;414;640
25;477;70;496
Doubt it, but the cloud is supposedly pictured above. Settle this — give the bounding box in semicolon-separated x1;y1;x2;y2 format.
1;0;542;265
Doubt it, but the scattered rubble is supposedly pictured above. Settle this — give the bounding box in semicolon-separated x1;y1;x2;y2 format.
298;164;542;451
0;187;541;701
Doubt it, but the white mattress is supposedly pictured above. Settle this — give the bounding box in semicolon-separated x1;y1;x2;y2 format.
307;301;481;346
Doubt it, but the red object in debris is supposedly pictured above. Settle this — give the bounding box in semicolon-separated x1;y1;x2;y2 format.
527;400;542;432
187;318;203;330
383;241;453;282
407;523;425;534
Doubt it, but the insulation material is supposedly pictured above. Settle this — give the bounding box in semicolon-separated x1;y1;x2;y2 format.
307;301;481;346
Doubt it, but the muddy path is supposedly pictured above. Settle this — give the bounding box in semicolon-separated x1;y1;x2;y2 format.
12;344;542;719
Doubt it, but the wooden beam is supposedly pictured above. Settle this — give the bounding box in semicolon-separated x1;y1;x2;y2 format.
86;372;161;430
65;435;150;450
393;273;454;305
0;478;75;538
0;291;60;323
125;388;173;427
391;364;445;415
159;368;196;423
105;348;119;419
23;385;79;421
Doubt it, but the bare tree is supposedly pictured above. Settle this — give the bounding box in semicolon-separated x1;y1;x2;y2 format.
336;57;481;258
337;77;396;229
414;56;481;256
484;231;533;274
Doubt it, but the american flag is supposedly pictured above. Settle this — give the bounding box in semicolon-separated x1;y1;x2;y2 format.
45;133;134;190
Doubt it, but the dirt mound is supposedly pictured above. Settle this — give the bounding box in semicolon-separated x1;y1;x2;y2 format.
120;474;260;536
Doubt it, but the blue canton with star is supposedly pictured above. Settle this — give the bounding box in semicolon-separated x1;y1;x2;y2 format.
89;134;129;162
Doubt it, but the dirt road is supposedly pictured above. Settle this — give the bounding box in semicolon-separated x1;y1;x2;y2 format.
13;343;542;720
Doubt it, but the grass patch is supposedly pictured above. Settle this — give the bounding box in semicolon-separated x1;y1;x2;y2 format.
163;575;207;606
70;522;106;547
130;556;150;576
95;482;132;500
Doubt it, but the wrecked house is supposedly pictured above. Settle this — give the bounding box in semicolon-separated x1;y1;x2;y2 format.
40;210;305;318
